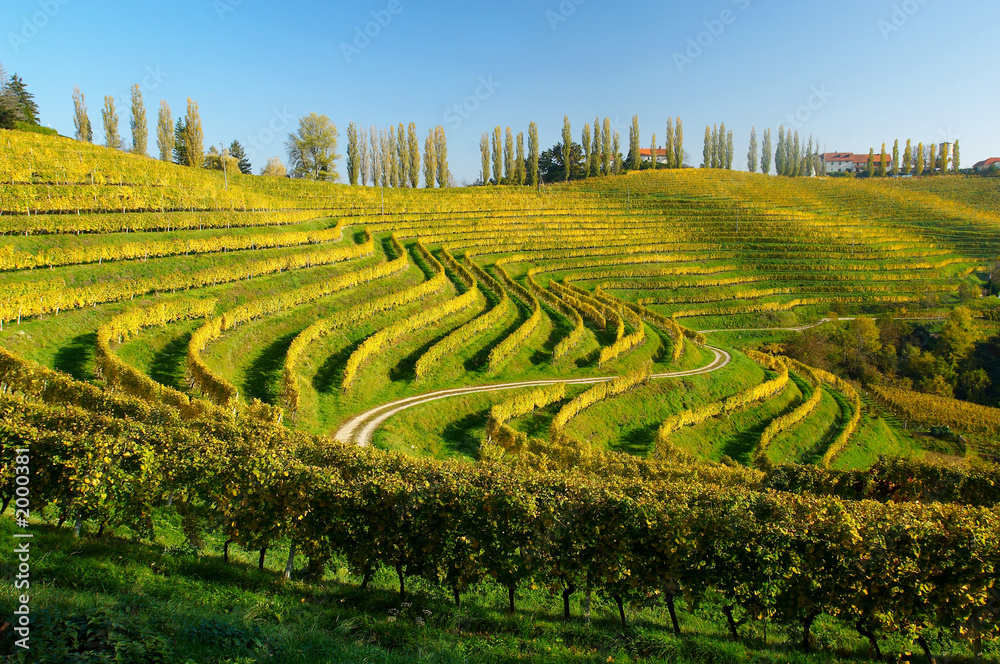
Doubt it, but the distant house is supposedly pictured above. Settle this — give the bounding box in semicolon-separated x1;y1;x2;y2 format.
973;157;1000;172
639;148;671;165
820;152;892;174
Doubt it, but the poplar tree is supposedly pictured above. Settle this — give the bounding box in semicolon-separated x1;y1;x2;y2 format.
628;115;640;170
665;118;675;169
891;139;900;176
423;129;437;188
702;126;711;167
72;86;92;143
388;125;398;187
747;127;758;173
717;123;726;169
879;143;887;177
775;126;786;175
791;131;800;176
592;120;601;176
916;142;925;176
346;122;360;185
902;139;912;175
358;128;370;185
379;129;391;187
493;126;503;184
866;149;875;177
407;122;420;188
130;85;147;156
102;96;121;150
649;133;657;170
928;143;937;175
953;139;960;173
370;126;382;186
183;98;204;167
674;117;683;168
527;122;539;186
561;116;572;182
480;132;490;185
515;131;526;185
581;123;592;178
397;123;408;187
725;130;734;169
601;117;612;175
435;126;449;188
503;126;514;182
761;128;772;175
155;100;173;161
611;131;621;175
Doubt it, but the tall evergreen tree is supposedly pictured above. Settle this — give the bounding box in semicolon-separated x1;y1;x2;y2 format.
129;85;147;156
561;116;572;182
928;143;937;175
102;96;121;150
916;142;925;176
7;74;38;125
665;118;675;169
702;126;711;168
73;86;92;143
229;140;252;175
493;126;503;184
396;123;408;187
628;115;640;171
902;139;912;175
953;139;960;173
423;129;437;188
674;117;683;168
891;139;900;176
747;127;758;173
155;100;172;161
407;123;420;188
183;98;204;168
527;122;540;187
581;123;592;178
480;132;490;185
649;133;657;170
879;143;888;177
435;126;449;188
611;131;621;175
172;119;187;166
0;69;15;130
725;129;734;169
761;128;772;175
515;131;526;185
602;117;612;175
346;122;361;185
866;148;875;177
503;126;514;182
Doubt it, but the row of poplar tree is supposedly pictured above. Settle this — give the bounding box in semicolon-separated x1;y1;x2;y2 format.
863;139;961;177
745;126;823;177
345;123;450;188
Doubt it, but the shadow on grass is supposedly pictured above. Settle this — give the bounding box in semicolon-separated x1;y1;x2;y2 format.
440;410;488;458
243;330;298;405
390;324;463;383
312;340;359;395
148;332;191;391
612;422;659;457
532;303;574;366
53;332;96;381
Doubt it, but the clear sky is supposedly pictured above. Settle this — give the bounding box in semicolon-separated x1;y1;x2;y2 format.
6;0;1000;182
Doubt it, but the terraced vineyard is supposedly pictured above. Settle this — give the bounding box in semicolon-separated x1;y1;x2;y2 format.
3;130;999;661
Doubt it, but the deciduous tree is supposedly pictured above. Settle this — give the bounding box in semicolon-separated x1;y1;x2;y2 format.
515;131;525;185
424;129;437;188
582;123;592;178
102;95;121;150
480;132;490;185
130;85;147;156
493;126;503;185
261;157;286;177
761;128;772;175
435;126;449;188
73;86;92;143
346;122;361;185
747;127;758;173
562;116;572;182
665;117;675;169
674;117;683;167
408;123;420;188
902;139;912;175
527;122;539;186
183;98;204;168
891;139;899;176
156;101;172;162
628;115;640;171
916;142;925;175
286;113;339;181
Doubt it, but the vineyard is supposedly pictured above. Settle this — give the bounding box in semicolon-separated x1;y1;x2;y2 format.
2;130;999;663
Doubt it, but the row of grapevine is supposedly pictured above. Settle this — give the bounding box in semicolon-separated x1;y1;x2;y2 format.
522;269;587;360
754;360;823;461
666;294;929;320
1;208;329;236
807;366;864;467
598;305;646;367
487;259;542;372
869;384;1000;437
484;383;567;453
549;364;652;439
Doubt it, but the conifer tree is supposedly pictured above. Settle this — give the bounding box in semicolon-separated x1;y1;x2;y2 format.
528;122;539;186
747;127;758;173
674;117;683;168
346;122;360;185
892;139;900;176
515;131;525;185
73;86;92;143
5;74;38;125
407;123;420;188
503;126;514;182
601;117;612;175
866;148;875;177
902;139;912;176
155;100;173;161
953;139;960;173
581;123;592;178
493;126;503;184
172;118;187;166
435;126;449;188
665;118;675;169
760;128;772;175
480;132;490;185
183;98;204;167
229;140;252;175
397;123;408;187
129;85;147;156
702;126;711;168
423;129;437;188
561;116;572;182
102;95;121;150
879;143;888;177
611;131;621;175
629;115;640;171
928;143;937;175
916;142;925;176
649;133;657;170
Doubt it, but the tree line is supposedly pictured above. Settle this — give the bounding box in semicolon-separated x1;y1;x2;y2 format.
345;122;450;188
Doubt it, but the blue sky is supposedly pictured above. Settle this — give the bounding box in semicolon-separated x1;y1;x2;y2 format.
6;0;999;182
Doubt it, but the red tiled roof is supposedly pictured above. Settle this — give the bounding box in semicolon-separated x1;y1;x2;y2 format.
973;157;1000;169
